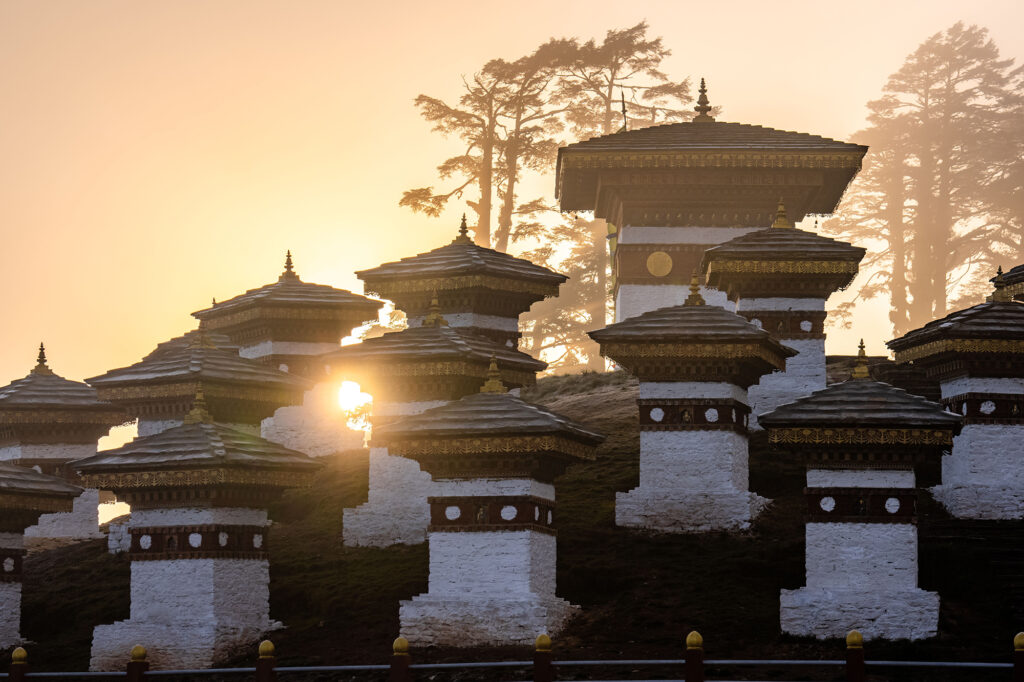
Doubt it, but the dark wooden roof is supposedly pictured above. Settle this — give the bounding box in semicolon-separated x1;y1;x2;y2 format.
0;370;119;410
1000;264;1024;285
888;302;1024;351
0;461;82;498
375;392;604;447
758;378;962;430
701;227;865;266
193;272;381;321
143;328;240;359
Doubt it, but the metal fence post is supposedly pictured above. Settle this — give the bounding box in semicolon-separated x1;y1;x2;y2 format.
533;633;554;682
685;631;704;682
845;630;865;682
126;644;149;682
390;636;412;682
256;640;277;682
1013;632;1023;682
9;647;27;682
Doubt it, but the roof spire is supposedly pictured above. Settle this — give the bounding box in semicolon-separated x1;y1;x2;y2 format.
479;355;507;394
279;250;299;281
990;265;1012;303
851;339;870;380
31;342;54;376
684;271;706;306
421;292;449;327
693;77;714;122
453;213;474;245
183;384;214;424
771;198;792;228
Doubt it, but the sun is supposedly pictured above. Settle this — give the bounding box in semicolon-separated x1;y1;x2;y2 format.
338;380;372;413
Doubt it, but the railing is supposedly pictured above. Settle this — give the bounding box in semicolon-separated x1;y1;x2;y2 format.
4;630;1023;682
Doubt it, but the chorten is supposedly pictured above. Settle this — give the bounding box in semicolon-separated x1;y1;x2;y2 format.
0;462;82;648
701;202;865;427
88;327;310;437
193;251;382;377
887;270;1024;519
75;390;319;670
588;276;795;531
998;263;1024;301
375;361;603;645
556;79;867;319
327;303;547;546
356;216;567;347
0;345;127;544
760;342;962;640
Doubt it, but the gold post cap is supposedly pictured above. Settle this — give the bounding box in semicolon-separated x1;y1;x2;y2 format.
1014;631;1024;651
11;647;27;664
130;645;147;662
846;630;863;649
686;630;703;650
480;355;507;394
258;639;275;659
392;636;410;656
851;339;870;380
771;198;792;228
684;271;705;306
535;633;552;652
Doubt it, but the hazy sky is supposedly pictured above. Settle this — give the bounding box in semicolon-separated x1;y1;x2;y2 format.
1;0;1022;385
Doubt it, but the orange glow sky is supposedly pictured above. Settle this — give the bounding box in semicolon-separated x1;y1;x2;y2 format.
1;0;1022;385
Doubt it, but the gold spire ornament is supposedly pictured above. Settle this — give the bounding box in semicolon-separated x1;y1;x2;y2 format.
183;385;214;424
31;342;54;376
771;198;793;228
479;355;507;394
452;213;474;245
851;339;870;380
990;266;1012;303
280;250;299;281
421;293;449;327
684;271;706;306
693;78;714;122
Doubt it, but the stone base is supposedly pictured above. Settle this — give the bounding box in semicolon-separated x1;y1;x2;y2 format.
931;484;1024;520
0;582;22;650
342;450;431;547
90;619;275;671
615;489;768;532
780;587;939;641
399;594;577;647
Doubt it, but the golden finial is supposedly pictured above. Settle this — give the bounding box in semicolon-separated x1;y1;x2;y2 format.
684;271;705;306
480;355;507;394
183;385;214;425
392;636;409;656
990;265;1012;303
452;213;474;245
129;645;148;662
771;198;792;228
11;647;27;665
851;339;870;380
279;250;299;281
421;293;449;327
693;78;714;122
535;634;552;652
686;630;703;650
846;630;863;649
1014;631;1024;651
258;640;275;659
212;297;217;306
31;342;54;376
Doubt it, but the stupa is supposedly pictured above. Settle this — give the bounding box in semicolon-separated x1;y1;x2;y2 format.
588;275;794;531
999;263;1024;301
0;462;82;648
0;345;127;545
375;360;603;645
887;270;1024;519
701;201;864;427
760;342;962;640
75;389;319;670
556;79;867;319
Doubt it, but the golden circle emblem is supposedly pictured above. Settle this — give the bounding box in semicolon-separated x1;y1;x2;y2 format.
646;251;673;277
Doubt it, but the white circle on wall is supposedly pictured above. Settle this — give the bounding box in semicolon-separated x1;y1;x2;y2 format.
139;535;152;550
278;363;289;372
980;400;996;415
253;534;263;549
705;408;719;423
819;496;836;512
800;320;813;332
534;506;540;521
885;497;901;514
750;318;763;329
547;510;552;524
649;407;665;422
500;505;518;521
188;533;203;548
962;402;968;415
218;532;229;547
3;558;13;572
445;505;461;521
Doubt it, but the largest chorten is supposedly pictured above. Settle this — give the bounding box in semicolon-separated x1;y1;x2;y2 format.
556;79;867;320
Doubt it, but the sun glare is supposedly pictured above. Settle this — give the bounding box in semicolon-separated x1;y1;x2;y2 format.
338;380;372;412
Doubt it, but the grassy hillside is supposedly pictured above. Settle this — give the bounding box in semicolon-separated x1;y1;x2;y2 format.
12;370;1021;680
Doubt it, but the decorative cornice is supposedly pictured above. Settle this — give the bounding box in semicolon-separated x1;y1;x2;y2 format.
129;524;268;561
601;342;789;364
428;495;556;535
364;275;559;299
805;487;917;523
707;260;860;275
79;467;315;491
768;427;954;446
381;435;596;462
559;150;866;170
893;339;1024;364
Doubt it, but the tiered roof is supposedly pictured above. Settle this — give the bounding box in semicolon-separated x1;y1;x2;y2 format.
997;264;1024;301
0;461;82;530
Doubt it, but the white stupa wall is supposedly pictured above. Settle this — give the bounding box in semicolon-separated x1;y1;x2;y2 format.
0;532;24;649
238;340;341;363
781;467;939;641
407;312;519;335
90;507;272;671
342;399;447;547
932;377;1024;520
616;381;766;532
261;382;364;457
399;477;574;646
738;298;828;430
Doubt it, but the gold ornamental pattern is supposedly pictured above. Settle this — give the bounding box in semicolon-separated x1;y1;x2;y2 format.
706;260;860;275
364;275;560;299
0;493;75;514
893;339;1024;364
0;408;130;426
600;342;789;367
200;306;374;329
94;382;302;402
381;435;597;461
768;427;954;446
560;150;865;171
80;467;315;490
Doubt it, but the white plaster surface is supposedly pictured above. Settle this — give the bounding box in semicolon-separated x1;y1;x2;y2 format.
806;469;915;488
615;284;733;322
617;225;760;245
25;489;104;541
128;507;268;527
738;298;827;312
343;447;433;547
0;442;97;462
617;430;766;532
407;313;519;332
939;376;1024;399
107;517;132;554
433;479;555;500
780;587;939;641
0;582;22;649
239;340;340;360
638;381;748;402
749;338;825;430
372;400;448;418
261;383;365;457
931;424;1024;519
400;530;575;646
